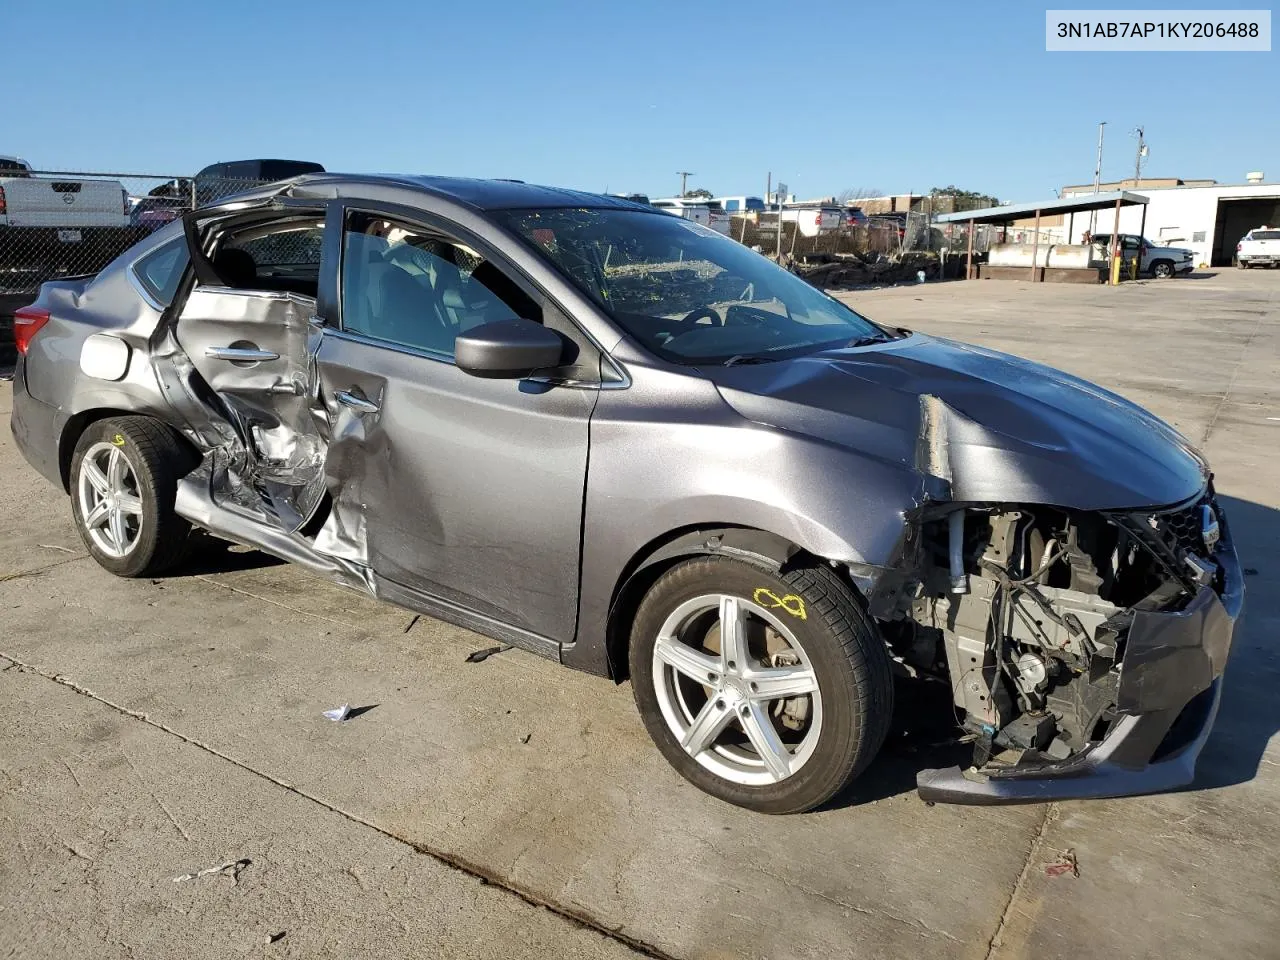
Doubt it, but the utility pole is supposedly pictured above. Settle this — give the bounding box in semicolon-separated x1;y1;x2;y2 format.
1133;126;1147;186
1088;121;1105;238
677;171;695;197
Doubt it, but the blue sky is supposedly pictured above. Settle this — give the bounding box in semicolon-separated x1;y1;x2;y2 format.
8;1;1275;203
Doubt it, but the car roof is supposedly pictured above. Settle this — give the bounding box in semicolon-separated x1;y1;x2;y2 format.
265;172;655;213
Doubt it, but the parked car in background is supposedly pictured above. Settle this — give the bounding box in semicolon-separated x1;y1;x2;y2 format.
651;197;713;229
128;179;193;232
0;154;136;295
716;196;767;214
874;211;909;240
1236;226;1280;268
10;173;1242;814
194;159;325;205
1091;233;1195;278
0;156;129;230
842;206;868;228
702;199;733;236
780;204;842;238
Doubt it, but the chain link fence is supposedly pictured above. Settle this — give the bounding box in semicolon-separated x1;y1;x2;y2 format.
732;214;920;259
0;168;314;360
0;169;307;301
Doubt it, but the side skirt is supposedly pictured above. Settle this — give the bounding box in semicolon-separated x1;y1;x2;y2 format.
376;575;561;662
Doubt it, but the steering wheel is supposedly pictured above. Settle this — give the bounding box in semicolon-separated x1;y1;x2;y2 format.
680;305;722;326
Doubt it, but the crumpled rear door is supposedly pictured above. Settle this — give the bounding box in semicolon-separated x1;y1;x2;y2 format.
173;286;328;532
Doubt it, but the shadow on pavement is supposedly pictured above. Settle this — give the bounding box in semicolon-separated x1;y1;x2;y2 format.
1188;494;1278;792
174;537;287;577
823;679;971;809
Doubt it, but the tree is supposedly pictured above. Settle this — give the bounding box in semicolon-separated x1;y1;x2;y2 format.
682;187;714;199
929;185;999;211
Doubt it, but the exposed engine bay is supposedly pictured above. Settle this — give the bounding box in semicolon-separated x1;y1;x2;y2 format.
880;498;1222;773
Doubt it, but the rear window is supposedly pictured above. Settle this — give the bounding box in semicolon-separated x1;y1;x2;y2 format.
0;158;30;177
133;238;189;306
1249;230;1280;241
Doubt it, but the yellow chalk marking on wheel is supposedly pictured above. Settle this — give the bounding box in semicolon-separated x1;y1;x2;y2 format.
111;434;126;446
753;588;806;620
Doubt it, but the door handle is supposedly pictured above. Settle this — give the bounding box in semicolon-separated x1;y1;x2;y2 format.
206;345;280;362
334;389;380;414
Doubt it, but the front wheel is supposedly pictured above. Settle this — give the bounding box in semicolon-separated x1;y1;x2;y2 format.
629;556;893;814
70;416;196;578
1151;260;1175;279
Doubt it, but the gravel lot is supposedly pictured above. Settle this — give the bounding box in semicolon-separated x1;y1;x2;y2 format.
1;269;1277;960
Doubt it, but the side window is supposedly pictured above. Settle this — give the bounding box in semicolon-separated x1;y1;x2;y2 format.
133;238;189;306
217;221;324;297
340;212;540;359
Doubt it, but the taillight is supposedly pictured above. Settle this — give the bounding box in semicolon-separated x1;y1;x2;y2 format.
1237;243;1243;252
0;185;6;215
13;306;51;355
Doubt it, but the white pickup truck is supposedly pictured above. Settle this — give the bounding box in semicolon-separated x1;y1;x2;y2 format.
651;198;733;236
1236;226;1280;268
1091;233;1195;278
1;155;138;296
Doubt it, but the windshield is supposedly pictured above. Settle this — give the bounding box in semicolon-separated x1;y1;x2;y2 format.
501;208;889;364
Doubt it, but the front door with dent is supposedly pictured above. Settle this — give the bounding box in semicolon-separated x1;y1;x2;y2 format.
316;207;599;645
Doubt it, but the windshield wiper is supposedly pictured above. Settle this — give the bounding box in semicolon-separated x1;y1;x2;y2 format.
722;354;779;367
845;335;893;348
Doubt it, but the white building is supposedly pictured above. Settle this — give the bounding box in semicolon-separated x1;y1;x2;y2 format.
1059;175;1280;267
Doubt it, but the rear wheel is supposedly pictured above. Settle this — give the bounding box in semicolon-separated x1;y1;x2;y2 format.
629;556;893;814
70;417;195;578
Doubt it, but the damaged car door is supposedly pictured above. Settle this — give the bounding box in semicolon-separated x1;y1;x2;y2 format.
170;207;330;532
315;205;600;649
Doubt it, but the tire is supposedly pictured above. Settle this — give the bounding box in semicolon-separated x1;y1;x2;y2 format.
629;555;893;814
1151;260;1174;279
1241;260;1252;269
69;416;196;578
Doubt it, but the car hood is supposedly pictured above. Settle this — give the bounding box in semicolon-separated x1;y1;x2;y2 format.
708;333;1208;510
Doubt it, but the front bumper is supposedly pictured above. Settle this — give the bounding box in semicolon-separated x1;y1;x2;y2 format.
917;520;1244;805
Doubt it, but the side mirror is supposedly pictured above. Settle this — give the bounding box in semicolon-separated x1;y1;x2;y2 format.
455;318;564;379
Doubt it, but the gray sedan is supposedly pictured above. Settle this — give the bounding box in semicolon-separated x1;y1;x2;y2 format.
10;174;1242;813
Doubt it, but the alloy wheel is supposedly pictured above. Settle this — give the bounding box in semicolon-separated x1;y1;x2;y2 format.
651;593;823;786
76;441;144;559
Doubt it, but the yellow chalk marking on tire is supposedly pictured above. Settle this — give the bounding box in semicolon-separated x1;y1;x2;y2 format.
753;588;807;620
112;434;126;446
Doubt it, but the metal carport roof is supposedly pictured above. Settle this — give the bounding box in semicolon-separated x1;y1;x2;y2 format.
932;190;1148;224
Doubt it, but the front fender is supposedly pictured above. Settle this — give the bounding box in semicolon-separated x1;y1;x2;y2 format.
565;373;921;676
